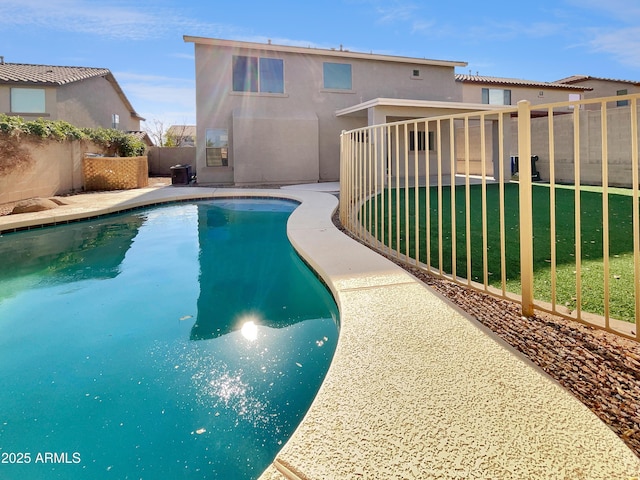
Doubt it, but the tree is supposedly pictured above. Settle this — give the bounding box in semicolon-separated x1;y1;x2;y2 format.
143;118;167;147
143;119;195;147
166;124;195;147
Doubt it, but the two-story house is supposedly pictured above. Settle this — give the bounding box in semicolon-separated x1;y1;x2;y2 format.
185;37;614;186
185;36;516;185
0;59;144;131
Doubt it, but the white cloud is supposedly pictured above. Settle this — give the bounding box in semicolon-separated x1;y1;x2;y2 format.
0;0;228;40
564;0;640;22
463;19;567;43
374;3;419;24
114;71;195;123
170;52;195;61
233;34;333;50
587;27;640;69
411;20;436;34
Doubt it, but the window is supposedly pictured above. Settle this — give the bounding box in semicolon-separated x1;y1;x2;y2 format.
568;93;581;109
617;89;629;107
11;88;45;113
323;62;352;90
112;114;120;129
409;131;435;151
482;88;511;105
259;58;284;93
205;128;228;167
232;56;283;94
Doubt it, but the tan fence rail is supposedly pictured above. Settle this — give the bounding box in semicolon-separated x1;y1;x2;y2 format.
339;94;640;341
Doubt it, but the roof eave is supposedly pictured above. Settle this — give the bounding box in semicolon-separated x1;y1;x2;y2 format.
455;76;591;91
336;98;508;118
104;72;145;122
184;35;467;68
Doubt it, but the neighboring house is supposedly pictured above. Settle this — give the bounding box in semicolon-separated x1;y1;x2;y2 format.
456;74;591;112
556;75;640;107
128;130;155;148
166;125;196;147
0;58;144;131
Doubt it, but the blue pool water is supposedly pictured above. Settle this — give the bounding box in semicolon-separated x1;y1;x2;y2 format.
0;199;339;479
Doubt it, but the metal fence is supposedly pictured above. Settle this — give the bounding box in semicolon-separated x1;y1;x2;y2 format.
339;94;640;341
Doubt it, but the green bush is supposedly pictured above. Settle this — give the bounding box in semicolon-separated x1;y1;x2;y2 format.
0;114;146;157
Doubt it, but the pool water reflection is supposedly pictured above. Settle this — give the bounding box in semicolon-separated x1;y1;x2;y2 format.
0;199;339;480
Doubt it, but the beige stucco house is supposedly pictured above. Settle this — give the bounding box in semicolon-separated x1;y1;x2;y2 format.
556;75;640;108
0;60;144;131
185;36;517;185
167;125;196;147
185;36;634;186
456;74;590;111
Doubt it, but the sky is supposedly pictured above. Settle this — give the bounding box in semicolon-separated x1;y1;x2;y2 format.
2;0;640;131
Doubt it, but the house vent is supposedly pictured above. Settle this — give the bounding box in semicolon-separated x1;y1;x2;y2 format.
0;56;4;64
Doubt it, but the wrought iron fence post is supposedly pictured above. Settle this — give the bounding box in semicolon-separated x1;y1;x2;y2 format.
517;100;535;317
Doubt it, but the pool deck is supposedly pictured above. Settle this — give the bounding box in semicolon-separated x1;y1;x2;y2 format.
1;185;639;479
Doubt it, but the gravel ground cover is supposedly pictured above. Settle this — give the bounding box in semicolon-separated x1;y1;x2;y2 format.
332;213;640;459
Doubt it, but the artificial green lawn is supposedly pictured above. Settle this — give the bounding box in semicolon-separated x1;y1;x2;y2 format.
363;182;637;323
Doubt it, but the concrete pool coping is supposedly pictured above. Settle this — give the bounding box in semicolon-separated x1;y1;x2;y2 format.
1;185;639;479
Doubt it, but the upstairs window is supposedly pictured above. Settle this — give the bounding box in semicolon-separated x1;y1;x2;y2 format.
482;88;511;105
232;56;284;94
11;88;45;113
323;62;352;90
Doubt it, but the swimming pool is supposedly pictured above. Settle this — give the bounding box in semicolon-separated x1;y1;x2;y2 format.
0;198;339;479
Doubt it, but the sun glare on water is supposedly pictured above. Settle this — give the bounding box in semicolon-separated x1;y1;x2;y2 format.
240;319;259;341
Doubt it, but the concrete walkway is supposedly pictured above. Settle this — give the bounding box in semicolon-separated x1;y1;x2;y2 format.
1;185;639;479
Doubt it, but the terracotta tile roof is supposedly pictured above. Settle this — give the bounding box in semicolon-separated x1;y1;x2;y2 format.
556;74;640;86
127;131;154;146
167;125;196;137
455;74;591;91
0;61;144;121
0;62;111;86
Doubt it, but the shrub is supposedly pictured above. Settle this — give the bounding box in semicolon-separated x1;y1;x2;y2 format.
0;115;146;156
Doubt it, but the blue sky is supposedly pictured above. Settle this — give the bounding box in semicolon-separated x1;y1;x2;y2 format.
2;0;640;129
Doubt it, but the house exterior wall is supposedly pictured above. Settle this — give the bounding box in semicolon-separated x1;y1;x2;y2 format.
191;40;463;185
570;79;640;101
385;120;455;182
454;120;495;175
559;79;640;111
459;83;580;109
56;76;141;131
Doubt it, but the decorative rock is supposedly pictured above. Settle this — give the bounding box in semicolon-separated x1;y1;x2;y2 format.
11;198;61;214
